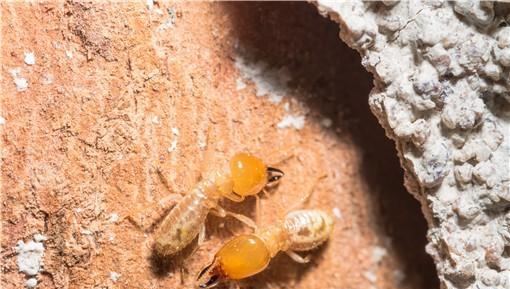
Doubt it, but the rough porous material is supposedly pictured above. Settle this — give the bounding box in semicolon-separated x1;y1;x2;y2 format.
315;1;510;289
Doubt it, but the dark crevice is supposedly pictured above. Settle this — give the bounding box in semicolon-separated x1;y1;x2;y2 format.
222;2;438;289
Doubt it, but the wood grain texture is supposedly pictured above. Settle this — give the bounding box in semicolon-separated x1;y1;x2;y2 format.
1;2;436;289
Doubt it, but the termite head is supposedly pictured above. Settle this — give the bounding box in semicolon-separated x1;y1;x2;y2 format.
226;153;284;201
196;235;271;288
196;257;223;288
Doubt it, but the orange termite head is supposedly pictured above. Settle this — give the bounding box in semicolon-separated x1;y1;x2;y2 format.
196;257;223;289
227;153;283;200
196;235;271;288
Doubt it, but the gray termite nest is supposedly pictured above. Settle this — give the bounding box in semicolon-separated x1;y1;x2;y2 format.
313;1;510;289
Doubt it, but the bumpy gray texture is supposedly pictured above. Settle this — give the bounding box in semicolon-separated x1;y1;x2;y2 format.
314;1;510;289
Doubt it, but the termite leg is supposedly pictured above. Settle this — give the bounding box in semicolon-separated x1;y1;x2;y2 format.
285;250;311;264
198;224;206;246
156;167;185;196
212;206;258;230
223;191;245;202
189;224;207;257
180;267;186;285
284;173;327;215
266;147;296;167
125;194;182;232
255;194;261;225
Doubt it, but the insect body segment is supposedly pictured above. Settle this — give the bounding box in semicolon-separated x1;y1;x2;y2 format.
196;209;334;288
154;153;283;256
154;178;220;256
284;209;333;252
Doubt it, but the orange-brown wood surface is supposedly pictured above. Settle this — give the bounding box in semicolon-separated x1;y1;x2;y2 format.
1;2;436;289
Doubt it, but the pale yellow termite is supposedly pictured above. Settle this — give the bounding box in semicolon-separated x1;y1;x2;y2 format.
196;209;334;288
152;152;284;256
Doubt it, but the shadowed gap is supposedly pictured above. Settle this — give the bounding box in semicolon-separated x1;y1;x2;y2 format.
221;2;439;289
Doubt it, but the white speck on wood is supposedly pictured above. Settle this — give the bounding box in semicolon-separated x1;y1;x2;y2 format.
0;116;5;125
157;19;174;31
236;78;246;90
393;269;405;284
33;234;47;243
167;127;180;152
363;270;377;283
371;246;387;264
9;68;21;78
24;52;35;65
277;114;305;130
146;0;153;10
332;207;342;219
15;235;45;276
234;55;291;104
108;213;119;223
81;229;93;235
321;118;333;128
41;73;53;85
168;140;178;152
110;272;121;282
198;133;207;150
9;68;28;91
171;127;179;136
151;116;160;124
25;278;37;288
283;102;290;112
14;78;29;91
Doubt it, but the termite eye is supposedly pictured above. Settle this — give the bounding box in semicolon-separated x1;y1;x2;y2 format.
266;167;284;185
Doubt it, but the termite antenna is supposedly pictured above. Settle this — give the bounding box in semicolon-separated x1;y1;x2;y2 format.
284;173;327;214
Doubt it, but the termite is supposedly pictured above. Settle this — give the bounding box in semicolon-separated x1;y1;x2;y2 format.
195;208;334;288
152;152;284;256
